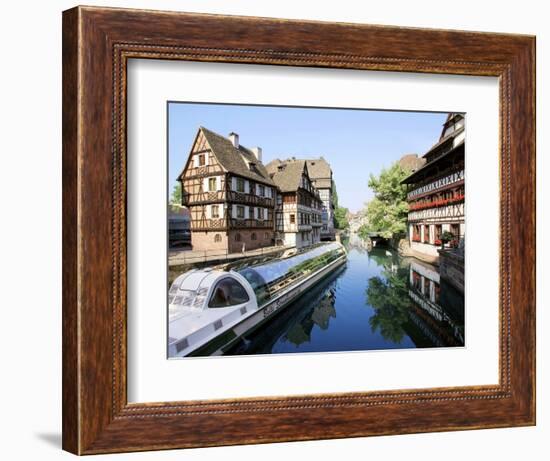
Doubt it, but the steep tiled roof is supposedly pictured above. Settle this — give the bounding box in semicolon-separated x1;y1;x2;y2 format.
266;157;332;190
305;158;331;180
199;127;275;186
265;159;307;193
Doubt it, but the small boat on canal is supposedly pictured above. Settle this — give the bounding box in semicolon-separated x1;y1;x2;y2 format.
168;242;347;357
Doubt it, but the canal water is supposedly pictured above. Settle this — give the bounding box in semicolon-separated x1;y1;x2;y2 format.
226;234;465;355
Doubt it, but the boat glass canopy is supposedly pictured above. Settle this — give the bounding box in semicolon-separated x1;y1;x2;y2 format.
237;242;346;306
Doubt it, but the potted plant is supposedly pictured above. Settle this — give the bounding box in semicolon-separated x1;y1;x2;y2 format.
440;230;455;249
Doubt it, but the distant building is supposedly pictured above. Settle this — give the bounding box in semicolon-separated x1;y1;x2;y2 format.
178;127;276;253
305;159;335;240
348;212;368;234
268;158;335;241
398;153;426;173
266;159;323;249
402;113;465;261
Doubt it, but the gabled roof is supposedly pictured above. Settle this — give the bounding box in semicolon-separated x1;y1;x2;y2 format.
265;159;308;193
266;157;333;190
305;158;331;179
198;127;275;186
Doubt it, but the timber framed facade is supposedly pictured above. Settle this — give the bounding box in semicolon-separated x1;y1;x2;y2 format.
266;159;323;249
178;127;276;253
402;113;465;260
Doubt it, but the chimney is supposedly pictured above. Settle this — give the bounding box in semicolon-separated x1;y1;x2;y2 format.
228;132;239;148
250;147;263;162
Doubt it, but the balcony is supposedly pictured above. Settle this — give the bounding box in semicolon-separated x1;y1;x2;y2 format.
229;218;274;229
182;190;274;207
407;169;464;200
191;218;274;231
183;165;224;179
182;190;224;206
227;191;275;207
409;194;464;211
190;218;227;231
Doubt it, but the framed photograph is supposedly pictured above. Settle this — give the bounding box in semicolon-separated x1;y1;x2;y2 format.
62;6;535;454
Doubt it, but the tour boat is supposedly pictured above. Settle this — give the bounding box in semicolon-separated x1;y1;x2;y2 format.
168;242;347;357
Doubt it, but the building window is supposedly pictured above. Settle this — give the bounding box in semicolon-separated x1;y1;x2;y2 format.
211;205;220;218
214;234;222;243
236;178;245;192
423;225;430;243
198;154;205;166
450;223;460;248
236;206;245;219
290;214;296;224
235;233;241;242
249;206;254;219
434;224;442;244
423;277;430;295
412;225;421;242
257;208;264;220
258;185;265;197
251;233;257;241
208;177;217;191
451;223;460;238
264;232;269;240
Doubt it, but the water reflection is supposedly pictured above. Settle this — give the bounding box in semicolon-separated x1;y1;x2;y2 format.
227;237;464;355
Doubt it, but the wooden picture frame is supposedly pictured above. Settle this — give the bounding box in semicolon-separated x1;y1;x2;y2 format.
62;5;535;454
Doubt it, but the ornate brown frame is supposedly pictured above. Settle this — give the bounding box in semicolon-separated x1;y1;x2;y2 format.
62;6;536;455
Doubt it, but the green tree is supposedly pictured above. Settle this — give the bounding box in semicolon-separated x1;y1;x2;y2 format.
332;180;349;229
358;223;370;240
331;179;339;209
364;162;410;238
169;183;182;211
334;206;349;230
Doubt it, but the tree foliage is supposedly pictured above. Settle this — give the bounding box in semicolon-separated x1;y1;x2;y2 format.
169;183;182;212
334;206;349;230
331;179;349;229
358;224;370;240
364;162;410;238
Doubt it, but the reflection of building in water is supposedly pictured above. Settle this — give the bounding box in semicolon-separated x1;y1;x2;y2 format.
229;269;341;354
407;261;464;346
283;289;337;346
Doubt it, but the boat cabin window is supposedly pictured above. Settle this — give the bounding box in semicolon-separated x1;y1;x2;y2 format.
208;278;250;308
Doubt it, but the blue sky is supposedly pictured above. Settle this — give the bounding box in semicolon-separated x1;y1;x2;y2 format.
168;103;447;213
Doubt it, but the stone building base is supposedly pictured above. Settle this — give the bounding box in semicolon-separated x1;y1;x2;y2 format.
190;229;274;254
438;249;465;293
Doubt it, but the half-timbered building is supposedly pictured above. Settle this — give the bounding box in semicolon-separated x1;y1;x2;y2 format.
266;159;323;249
178;127;276;253
305;158;335;241
402;113;465;260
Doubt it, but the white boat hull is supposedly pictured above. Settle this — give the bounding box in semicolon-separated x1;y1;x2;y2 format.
188;255;347;357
